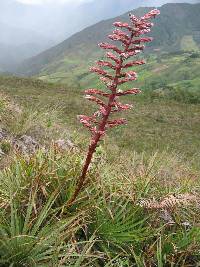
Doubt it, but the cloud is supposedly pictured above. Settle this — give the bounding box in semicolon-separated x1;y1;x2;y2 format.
16;0;93;5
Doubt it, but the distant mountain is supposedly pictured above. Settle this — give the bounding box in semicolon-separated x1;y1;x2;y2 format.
2;0;199;44
15;3;200;81
0;22;48;46
0;42;54;72
0;21;55;72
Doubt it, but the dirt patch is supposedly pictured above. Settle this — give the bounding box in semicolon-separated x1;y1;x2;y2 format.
152;65;169;73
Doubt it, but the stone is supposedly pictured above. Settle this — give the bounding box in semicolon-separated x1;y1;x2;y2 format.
13;135;40;155
54;139;75;151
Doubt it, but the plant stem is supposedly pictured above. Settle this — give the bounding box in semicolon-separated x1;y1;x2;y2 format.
68;34;134;206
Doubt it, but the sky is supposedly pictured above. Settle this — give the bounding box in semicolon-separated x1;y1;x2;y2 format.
1;0;199;41
15;0;199;5
16;0;93;5
0;0;199;69
0;0;199;52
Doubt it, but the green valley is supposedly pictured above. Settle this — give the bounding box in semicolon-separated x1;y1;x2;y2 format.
15;3;200;82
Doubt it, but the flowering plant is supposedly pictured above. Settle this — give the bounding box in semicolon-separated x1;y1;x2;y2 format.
68;9;160;205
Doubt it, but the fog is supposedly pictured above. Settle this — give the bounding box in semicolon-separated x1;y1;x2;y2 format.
1;0;199;43
0;0;199;70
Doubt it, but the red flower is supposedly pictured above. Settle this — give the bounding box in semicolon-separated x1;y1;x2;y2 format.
85;89;109;97
96;60;116;70
116;89;141;96
108;34;129;45
123;60;145;68
113;29;130;40
107;118;127;128
90;66;113;80
141;9;160;20
113;21;132;30
68;8;160;206
132;37;153;44
111;101;133;112
106;52;120;64
135;28;151;36
129;14;139;23
85;95;106;107
121;50;140;59
98;43;122;54
78;115;95;130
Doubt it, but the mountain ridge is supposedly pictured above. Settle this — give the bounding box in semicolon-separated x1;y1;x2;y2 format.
0;21;55;71
14;2;200;80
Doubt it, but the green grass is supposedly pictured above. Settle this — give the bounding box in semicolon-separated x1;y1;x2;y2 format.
37;51;200;91
15;3;200;79
0;51;200;265
1;73;200;167
0;145;200;266
0;148;98;266
181;35;199;51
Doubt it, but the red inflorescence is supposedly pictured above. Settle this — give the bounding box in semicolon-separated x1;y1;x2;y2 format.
85;89;110;97
113;21;131;30
123;60;145;68
98;43;122;54
107;118;127;128
80;8;160;136
106;52;121;64
85;95;106;108
116;89;141;96
141;9;161;20
113;29;130;40
96;60;116;70
132;37;153;44
68;9;160;206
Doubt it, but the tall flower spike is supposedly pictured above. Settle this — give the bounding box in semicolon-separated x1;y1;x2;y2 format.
106;52;120;64
113;22;131;29
98;43;122;54
123;60;145;68
68;9;160;206
96;60;116;70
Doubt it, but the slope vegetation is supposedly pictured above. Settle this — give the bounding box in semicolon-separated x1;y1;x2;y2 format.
15;2;200;80
0;75;200;163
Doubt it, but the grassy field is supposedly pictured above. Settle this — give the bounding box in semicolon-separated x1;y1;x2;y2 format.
1;51;200;265
38;50;200;91
0;80;200;265
0;73;200;168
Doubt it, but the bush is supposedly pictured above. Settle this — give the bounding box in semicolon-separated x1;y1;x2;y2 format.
147;86;200;104
165;87;200;104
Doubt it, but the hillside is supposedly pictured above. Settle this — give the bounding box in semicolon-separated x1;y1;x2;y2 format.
0;74;200;163
15;2;200;80
0;21;55;72
1;79;200;265
0;42;54;72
